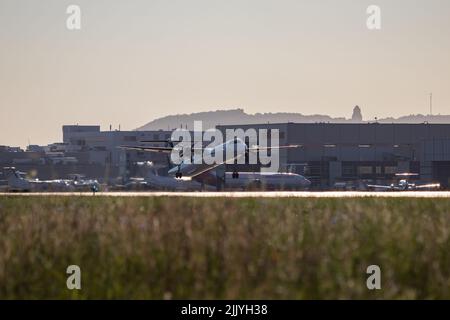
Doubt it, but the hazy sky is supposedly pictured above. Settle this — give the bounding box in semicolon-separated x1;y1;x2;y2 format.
1;0;450;147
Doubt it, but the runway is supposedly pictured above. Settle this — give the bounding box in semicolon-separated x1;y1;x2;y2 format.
1;191;450;198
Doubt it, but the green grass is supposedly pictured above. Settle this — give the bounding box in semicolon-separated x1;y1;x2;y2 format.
0;196;449;299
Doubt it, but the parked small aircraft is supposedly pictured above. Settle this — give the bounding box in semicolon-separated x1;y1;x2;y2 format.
367;173;441;191
2;167;99;192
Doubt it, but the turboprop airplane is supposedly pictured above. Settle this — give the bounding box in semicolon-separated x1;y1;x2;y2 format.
3;167;74;192
141;167;216;191
120;137;300;180
367;173;441;191
3;167;99;192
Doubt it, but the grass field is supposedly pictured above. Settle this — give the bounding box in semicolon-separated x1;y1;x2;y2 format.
0;196;449;299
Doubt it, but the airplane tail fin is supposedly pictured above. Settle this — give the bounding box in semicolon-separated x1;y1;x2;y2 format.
2;167;28;190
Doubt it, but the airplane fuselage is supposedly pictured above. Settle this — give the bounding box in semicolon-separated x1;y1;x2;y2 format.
224;172;311;190
168;138;247;179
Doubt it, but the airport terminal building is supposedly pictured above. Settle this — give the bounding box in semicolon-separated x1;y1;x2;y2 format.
1;126;172;184
2;123;450;189
218;123;450;188
61;125;172;182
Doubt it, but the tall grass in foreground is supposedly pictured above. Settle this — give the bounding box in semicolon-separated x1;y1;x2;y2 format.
0;196;449;299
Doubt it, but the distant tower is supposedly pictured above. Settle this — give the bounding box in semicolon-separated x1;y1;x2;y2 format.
351;105;363;122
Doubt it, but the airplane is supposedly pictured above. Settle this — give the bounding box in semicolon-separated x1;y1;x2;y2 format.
122;162;214;191
125;162;310;191
120;137;300;180
2;167;99;192
367;173;441;191
69;174;100;192
222;171;311;191
3;167;74;192
138;166;216;191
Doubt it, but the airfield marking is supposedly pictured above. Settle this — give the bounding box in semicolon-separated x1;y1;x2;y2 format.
1;191;450;198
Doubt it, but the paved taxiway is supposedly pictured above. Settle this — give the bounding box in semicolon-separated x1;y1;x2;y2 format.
1;191;450;198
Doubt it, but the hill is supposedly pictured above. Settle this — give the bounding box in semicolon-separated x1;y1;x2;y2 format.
137;108;450;131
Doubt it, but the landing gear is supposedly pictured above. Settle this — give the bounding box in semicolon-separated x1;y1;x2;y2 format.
232;171;239;179
175;172;183;179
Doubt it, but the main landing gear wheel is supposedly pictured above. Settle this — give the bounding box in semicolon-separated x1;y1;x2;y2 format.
175;172;183;179
232;171;239;179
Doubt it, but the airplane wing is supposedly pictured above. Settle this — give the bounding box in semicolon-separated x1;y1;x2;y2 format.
120;139;198;154
119;145;174;153
367;184;393;190
414;183;440;189
248;144;301;152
